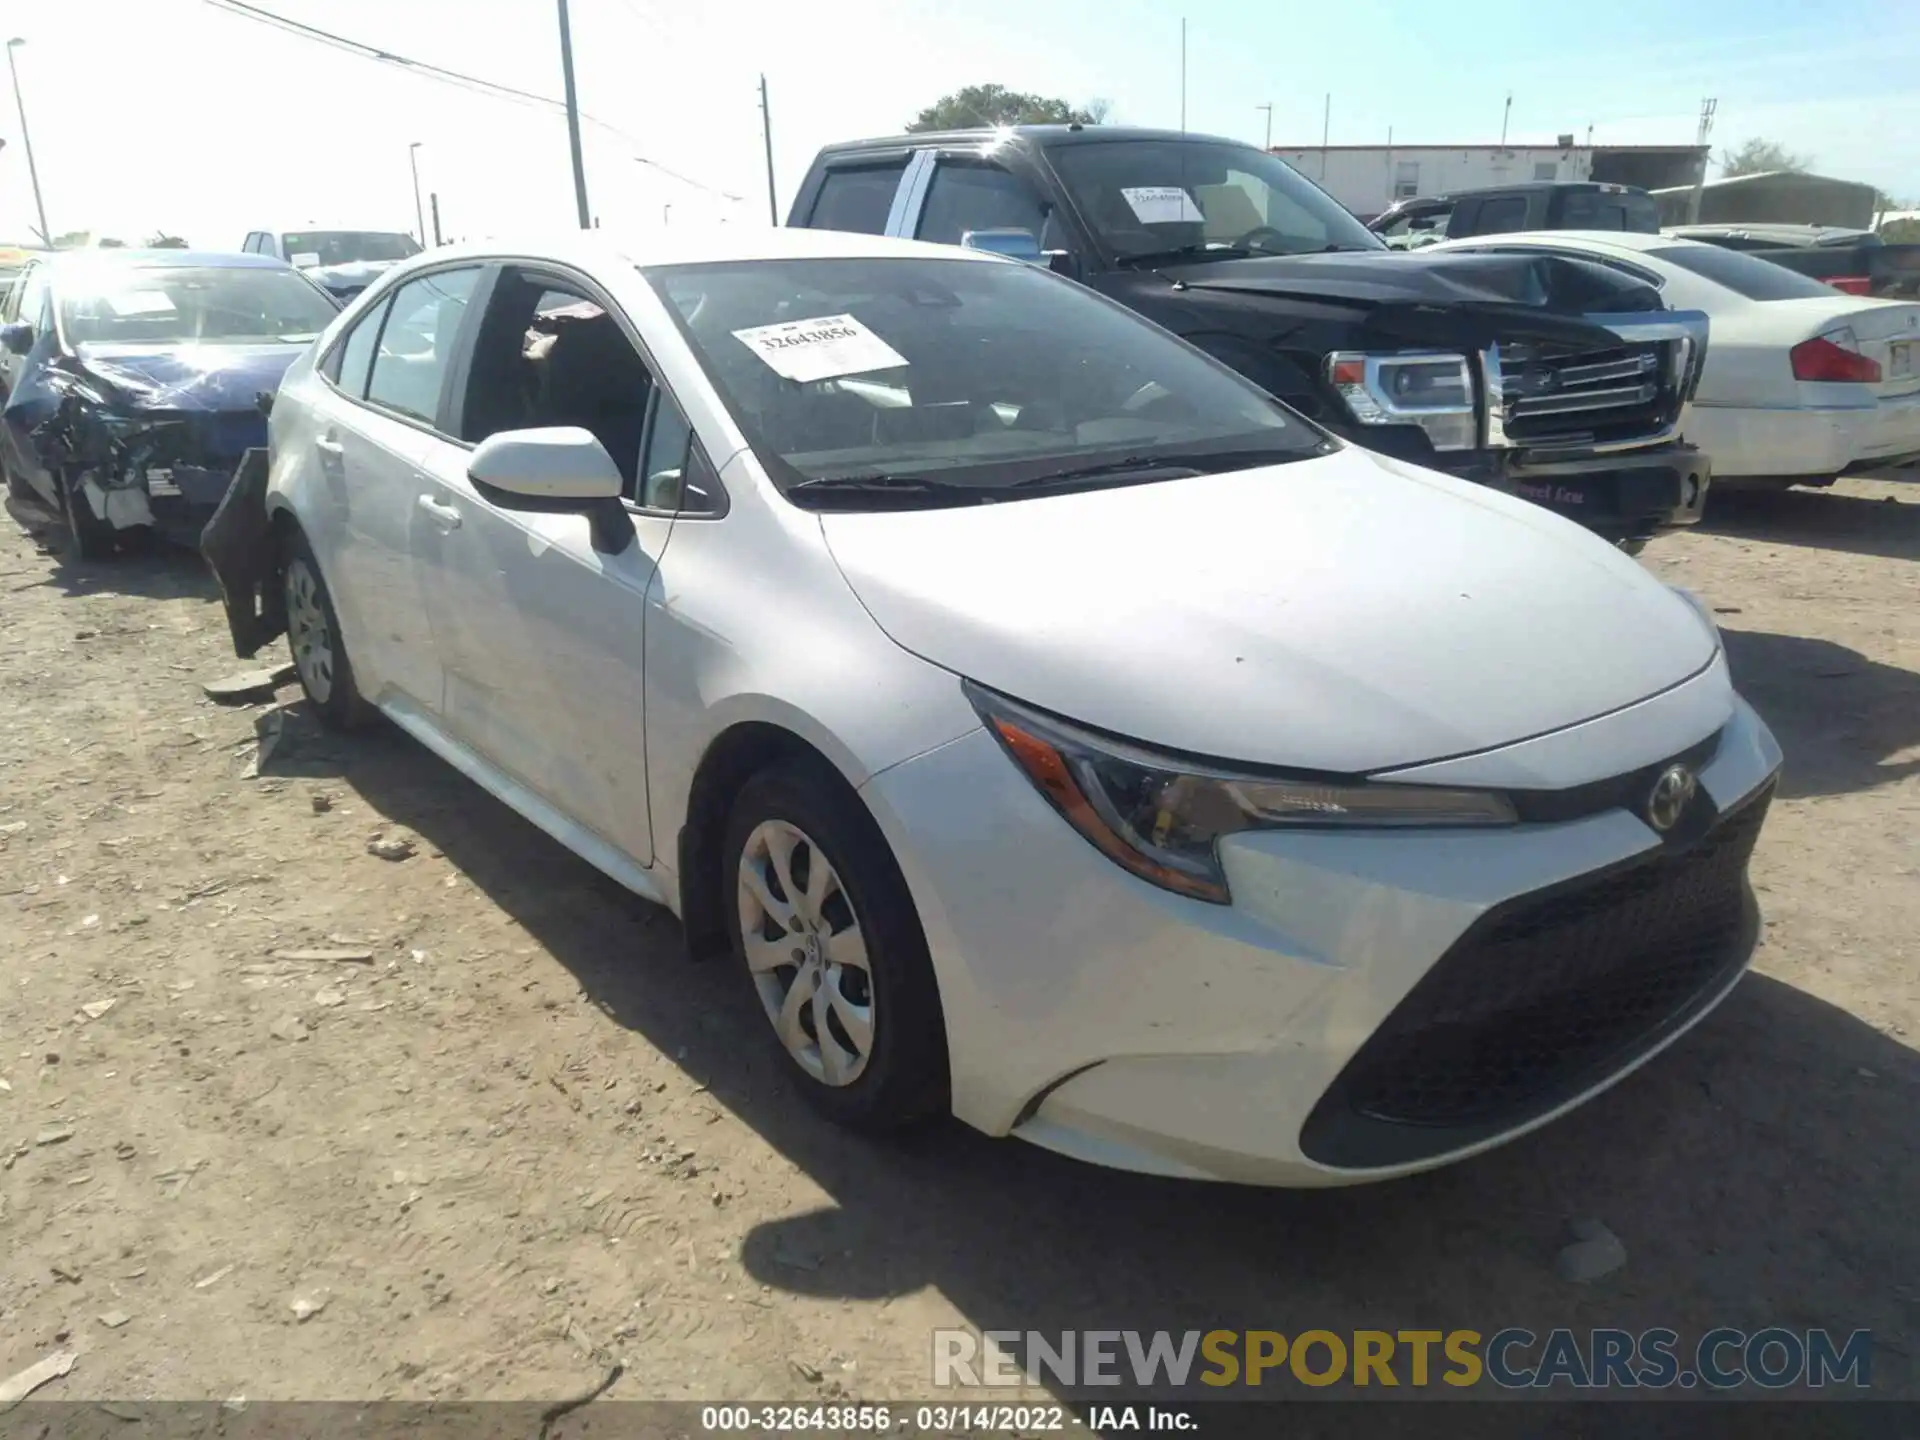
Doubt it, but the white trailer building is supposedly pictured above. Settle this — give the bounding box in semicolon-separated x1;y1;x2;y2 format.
1272;142;1709;221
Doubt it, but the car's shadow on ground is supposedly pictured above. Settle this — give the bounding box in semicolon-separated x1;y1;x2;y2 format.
1722;627;1920;798
296;713;1919;1407
3;497;219;602
1701;484;1920;562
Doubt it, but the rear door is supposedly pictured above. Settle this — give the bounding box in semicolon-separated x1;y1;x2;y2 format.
790;152;916;235
306;264;484;713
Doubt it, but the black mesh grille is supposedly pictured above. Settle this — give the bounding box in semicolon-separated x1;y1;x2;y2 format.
1301;785;1771;1169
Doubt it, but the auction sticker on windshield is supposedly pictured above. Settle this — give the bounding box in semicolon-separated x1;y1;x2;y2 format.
732;313;908;384
104;290;176;315
1121;186;1205;225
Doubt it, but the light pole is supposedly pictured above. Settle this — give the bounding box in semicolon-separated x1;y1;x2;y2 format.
555;0;590;228
6;39;51;247
1256;102;1273;150
407;142;426;247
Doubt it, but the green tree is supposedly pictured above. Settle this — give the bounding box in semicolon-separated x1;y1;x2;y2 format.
1718;138;1811;177
1881;218;1920;243
145;232;190;249
907;84;1103;132
52;229;91;249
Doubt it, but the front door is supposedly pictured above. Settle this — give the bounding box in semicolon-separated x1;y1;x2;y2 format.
413;266;678;865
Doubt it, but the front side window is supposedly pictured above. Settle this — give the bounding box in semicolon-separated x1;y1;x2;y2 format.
1472;196;1530;234
58;265;339;347
806;163;908;235
916;163;1059;248
646;255;1325;509
364;268;480;424
1649;244;1838;301
1047;139;1383;263
282;231;423;268
1556;189;1662;233
459;271;656;484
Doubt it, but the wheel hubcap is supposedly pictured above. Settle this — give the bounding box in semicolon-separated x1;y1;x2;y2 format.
737;819;873;1086
284;558;335;704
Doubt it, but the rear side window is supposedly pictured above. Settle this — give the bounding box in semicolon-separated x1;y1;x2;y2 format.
1649;244;1837;301
1556;190;1661;233
807;162;907;234
916;163;1053;247
328;296;389;397
1471;196;1530;234
365;268;481;424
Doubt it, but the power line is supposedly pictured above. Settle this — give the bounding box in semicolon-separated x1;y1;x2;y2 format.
200;0;742;202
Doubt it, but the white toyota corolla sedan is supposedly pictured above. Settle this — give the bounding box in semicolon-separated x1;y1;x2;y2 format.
1429;230;1920;488
207;226;1782;1186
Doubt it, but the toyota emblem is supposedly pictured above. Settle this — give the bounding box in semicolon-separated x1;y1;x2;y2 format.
1646;764;1698;833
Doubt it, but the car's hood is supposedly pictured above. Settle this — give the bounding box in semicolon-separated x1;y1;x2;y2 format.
304;259;399;294
819;449;1718;774
1157;248;1666;348
69;343;308;413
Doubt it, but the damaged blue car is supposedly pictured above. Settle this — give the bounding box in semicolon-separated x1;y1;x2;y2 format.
0;249;339;557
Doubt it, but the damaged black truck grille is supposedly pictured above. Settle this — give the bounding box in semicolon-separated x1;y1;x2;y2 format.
1495;339;1677;449
1300;785;1771;1170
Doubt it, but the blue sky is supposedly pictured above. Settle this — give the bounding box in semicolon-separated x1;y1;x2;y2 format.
3;0;1915;247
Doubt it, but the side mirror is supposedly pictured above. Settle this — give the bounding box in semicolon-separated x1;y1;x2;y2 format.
961;227;1043;264
467;426;634;555
1;321;34;356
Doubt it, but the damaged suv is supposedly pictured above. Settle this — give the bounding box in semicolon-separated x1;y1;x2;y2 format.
791;127;1714;550
0;250;339;557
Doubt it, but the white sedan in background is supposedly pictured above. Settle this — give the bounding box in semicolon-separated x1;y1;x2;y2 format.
1429;230;1920;488
205;227;1781;1186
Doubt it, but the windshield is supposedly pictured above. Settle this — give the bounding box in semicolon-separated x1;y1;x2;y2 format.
1649;244;1840;301
282;231;422;267
60;265;341;346
1047;139;1384;262
646;256;1323;506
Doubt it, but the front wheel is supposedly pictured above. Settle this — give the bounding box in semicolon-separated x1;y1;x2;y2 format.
723;760;948;1131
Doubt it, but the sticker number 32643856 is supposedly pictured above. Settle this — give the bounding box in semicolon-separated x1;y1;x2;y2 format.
731;313;909;384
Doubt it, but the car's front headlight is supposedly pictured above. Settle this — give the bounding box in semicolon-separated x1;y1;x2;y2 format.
967;684;1518;905
1326;351;1477;452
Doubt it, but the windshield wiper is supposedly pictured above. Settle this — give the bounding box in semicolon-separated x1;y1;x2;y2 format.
1116;243;1253;269
786;474;987;507
1004;446;1316;492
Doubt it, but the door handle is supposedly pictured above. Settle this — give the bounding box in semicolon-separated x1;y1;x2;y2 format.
416;494;463;529
315;436;345;456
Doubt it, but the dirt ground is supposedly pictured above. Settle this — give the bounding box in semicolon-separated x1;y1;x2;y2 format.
1;475;1916;1408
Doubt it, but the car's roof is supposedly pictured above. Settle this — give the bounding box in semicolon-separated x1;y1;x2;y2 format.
1439;229;1684;255
1666;222;1871;245
409;225;1005;271
44;248;294;270
816;124;1253;153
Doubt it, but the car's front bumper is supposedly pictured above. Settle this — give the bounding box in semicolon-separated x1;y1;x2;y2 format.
861;673;1781;1187
1481;443;1710;539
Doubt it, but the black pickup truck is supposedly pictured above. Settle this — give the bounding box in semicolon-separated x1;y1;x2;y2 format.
788;129;1711;550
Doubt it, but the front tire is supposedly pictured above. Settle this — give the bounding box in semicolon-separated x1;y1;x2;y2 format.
282;528;375;730
59;467;118;560
723;760;948;1131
